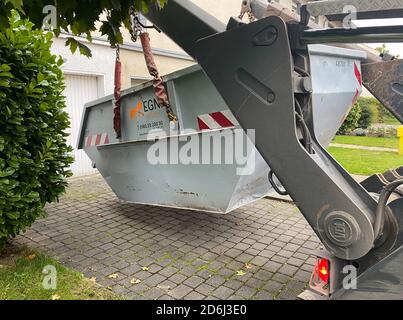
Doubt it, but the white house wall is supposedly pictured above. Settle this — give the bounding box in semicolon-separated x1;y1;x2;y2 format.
52;39;116;176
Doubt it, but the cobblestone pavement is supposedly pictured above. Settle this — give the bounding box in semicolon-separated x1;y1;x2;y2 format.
16;174;321;300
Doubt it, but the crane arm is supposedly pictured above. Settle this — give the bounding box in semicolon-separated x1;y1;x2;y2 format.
144;0;403;296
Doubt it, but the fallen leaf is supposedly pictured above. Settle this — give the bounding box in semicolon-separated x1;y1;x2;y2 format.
244;263;253;270
51;294;61;300
26;254;36;261
236;270;246;276
131;278;141;285
108;273;119;279
142;266;149;271
89;277;97;284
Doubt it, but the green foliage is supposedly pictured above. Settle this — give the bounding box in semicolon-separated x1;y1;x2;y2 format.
356;97;375;129
0;0;167;57
338;103;362;135
358;105;372;129
356;97;399;126
377;103;399;125
375;44;390;56
337;94;400;134
0;12;74;249
375;43;400;59
336;96;400;135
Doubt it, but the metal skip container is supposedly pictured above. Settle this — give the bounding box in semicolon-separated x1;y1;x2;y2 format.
77;44;366;214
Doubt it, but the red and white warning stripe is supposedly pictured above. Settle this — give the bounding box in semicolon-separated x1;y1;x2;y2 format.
197;110;239;131
85;133;110;147
352;62;362;105
354;62;362;86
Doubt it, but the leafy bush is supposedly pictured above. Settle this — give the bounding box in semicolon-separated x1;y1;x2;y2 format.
356;98;375;129
0;12;73;249
338;104;362;135
337;97;380;135
356;96;399;125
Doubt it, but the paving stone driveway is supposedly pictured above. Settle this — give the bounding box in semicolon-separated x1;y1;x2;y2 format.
16;174;321;300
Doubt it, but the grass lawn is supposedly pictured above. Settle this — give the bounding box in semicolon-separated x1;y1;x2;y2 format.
332;135;399;149
328;147;403;176
0;245;121;300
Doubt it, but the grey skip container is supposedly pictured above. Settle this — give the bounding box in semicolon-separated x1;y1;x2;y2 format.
77;44;366;214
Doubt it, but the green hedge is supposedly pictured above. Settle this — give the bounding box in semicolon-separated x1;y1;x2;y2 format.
357;98;375;129
338;97;384;134
338;103;362;135
0;12;74;249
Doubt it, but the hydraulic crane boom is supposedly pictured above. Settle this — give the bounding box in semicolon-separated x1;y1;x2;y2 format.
145;0;403;299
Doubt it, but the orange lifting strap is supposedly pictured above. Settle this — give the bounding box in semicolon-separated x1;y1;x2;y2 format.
140;32;177;123
113;46;122;139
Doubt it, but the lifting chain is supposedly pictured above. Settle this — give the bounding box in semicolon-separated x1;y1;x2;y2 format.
115;43;120;62
239;0;256;23
129;8;144;42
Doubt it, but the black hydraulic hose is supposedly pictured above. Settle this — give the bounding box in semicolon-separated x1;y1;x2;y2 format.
294;81;314;154
296;113;308;148
295;112;314;154
374;179;403;240
294;65;310;78
294;98;304;116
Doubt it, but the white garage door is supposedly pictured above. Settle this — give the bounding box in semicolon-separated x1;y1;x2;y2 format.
64;74;100;176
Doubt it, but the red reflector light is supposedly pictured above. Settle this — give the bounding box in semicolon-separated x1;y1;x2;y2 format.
317;259;329;283
309;257;331;296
